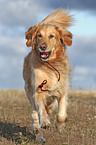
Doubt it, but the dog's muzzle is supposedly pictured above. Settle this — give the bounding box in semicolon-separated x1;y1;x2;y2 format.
39;43;51;61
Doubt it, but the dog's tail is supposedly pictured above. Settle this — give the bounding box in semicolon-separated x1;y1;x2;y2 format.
40;8;74;29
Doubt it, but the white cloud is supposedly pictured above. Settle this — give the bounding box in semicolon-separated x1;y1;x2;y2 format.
73;76;85;81
0;0;52;27
72;66;96;80
74;66;89;75
0;36;27;55
0;56;6;70
67;34;96;68
71;65;96;89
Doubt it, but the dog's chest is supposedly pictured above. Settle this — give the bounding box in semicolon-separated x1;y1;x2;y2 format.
31;66;58;91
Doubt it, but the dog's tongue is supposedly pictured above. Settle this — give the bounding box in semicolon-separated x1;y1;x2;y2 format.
42;52;49;55
41;52;49;58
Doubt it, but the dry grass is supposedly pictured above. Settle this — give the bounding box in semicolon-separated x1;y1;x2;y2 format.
0;90;96;145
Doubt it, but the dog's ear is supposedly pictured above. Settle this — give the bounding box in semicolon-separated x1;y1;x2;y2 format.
25;25;39;49
58;28;72;46
25;26;33;47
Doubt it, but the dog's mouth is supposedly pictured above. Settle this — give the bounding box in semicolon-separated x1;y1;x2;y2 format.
38;47;51;61
40;51;51;61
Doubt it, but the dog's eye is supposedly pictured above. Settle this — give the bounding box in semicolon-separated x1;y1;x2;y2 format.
49;35;54;38
38;33;42;38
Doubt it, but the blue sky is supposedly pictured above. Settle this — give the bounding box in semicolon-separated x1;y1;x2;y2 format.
0;0;96;90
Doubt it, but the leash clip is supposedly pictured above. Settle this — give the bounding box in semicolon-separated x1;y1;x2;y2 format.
38;80;48;91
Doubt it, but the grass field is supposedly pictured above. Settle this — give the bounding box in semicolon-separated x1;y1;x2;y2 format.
0;90;96;145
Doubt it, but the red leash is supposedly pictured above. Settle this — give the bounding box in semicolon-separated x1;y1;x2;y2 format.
38;61;60;91
46;61;60;81
38;80;49;91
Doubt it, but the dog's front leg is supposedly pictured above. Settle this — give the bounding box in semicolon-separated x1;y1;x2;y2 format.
56;93;68;132
32;108;46;143
31;98;40;134
35;93;51;129
39;101;51;129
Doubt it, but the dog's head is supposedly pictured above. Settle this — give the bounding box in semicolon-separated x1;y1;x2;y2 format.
25;9;73;61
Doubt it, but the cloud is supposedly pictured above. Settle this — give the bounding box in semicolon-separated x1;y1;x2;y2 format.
71;66;96;90
68;35;96;67
0;0;96;27
0;54;25;89
44;0;96;12
0;0;52;27
67;34;96;89
0;34;27;89
0;53;24;89
0;0;36;27
0;24;26;37
0;36;26;56
73;66;96;80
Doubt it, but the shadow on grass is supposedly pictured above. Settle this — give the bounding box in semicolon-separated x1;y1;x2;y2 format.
0;122;35;144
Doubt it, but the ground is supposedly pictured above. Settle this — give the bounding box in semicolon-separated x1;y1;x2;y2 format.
0;90;96;145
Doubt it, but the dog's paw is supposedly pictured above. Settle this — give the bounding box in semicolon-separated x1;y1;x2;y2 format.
32;124;40;134
41;119;51;129
35;134;46;143
55;121;65;133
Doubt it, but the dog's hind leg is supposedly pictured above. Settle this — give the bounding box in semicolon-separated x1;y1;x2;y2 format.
46;98;58;115
55;93;68;132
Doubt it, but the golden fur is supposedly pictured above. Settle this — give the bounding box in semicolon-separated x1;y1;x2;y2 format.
23;8;73;141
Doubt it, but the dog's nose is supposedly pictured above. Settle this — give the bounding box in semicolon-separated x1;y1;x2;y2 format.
40;43;47;50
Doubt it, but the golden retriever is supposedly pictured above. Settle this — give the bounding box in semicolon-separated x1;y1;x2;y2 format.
23;8;73;141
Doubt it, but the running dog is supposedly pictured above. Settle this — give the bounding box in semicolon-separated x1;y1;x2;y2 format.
23;8;73;141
